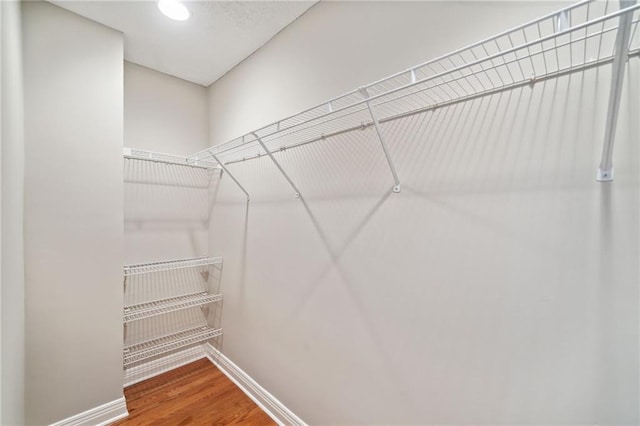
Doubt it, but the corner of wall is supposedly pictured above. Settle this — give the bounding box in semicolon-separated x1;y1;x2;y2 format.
1;0;26;424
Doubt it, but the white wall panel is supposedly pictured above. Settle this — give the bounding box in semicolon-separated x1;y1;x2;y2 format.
22;2;124;423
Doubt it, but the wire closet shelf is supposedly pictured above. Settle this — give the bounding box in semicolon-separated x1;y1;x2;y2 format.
122;257;224;366
124;256;223;277
188;0;640;178
123;326;223;367
123;292;223;324
124;148;219;170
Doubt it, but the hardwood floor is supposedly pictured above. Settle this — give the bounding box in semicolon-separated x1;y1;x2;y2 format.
114;359;276;425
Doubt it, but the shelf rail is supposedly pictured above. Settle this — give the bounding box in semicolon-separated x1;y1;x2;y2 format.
124;148;218;170
123;148;250;199
124;256;223;277
187;0;640;190
123;325;222;366
123;292;223;324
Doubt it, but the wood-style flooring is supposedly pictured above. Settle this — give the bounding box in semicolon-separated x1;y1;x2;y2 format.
113;359;276;425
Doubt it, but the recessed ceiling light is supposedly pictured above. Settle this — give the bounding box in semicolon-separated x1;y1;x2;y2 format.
158;0;190;21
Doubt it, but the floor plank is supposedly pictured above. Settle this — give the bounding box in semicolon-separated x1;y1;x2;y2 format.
114;359;276;425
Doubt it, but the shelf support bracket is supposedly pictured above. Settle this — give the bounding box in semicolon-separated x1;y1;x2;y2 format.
208;151;250;201
556;10;569;32
598;0;636;182
252;133;302;198
359;87;401;193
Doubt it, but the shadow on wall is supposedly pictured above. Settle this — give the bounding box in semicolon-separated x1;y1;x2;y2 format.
124;158;221;263
211;64;618;299
214;66;611;269
208;59;639;423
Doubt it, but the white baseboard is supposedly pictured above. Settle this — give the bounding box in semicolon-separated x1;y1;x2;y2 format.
50;396;128;426
123;345;206;387
203;343;306;426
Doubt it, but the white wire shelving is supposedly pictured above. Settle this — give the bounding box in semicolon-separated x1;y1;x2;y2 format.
122;256;224;368
187;0;640;195
123;325;223;367
123;292;223;324
124;256;223;277
124;148;219;170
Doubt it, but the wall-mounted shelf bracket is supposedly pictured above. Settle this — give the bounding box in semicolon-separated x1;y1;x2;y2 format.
209;151;250;201
359;87;401;193
556;10;570;32
598;0;637;182
252;132;302;198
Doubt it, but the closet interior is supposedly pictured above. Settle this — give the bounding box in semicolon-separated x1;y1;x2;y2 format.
6;0;638;424
120;0;639;396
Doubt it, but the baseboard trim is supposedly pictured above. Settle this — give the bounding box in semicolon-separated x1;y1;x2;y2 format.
203;343;306;426
50;396;128;426
124;345;206;387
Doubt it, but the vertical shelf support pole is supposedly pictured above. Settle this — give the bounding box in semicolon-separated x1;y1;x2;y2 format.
209;151;250;201
251;133;302;198
359;87;402;193
597;0;637;182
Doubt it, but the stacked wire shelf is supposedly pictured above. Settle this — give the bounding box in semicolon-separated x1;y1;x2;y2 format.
122;256;223;367
124;292;224;324
124;326;223;367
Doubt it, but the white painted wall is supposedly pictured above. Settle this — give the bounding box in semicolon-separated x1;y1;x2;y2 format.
125;61;209;155
207;1;639;424
22;2;124;424
0;1;25;424
124;62;211;264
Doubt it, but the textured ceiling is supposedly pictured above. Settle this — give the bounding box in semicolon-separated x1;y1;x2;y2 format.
51;1;316;86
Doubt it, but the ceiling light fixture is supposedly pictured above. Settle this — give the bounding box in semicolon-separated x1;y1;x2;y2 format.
158;0;190;21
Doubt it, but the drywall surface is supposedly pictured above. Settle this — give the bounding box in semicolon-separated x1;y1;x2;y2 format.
0;1;25;424
22;2;124;424
124;62;211;264
207;1;639;424
125;61;209;155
